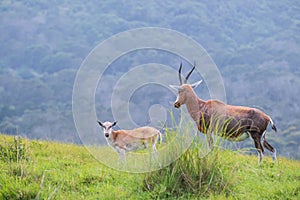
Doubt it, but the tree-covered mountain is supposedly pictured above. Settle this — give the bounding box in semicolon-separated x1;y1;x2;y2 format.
0;0;299;158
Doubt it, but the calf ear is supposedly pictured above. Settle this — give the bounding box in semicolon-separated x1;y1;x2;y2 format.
191;80;202;88
97;121;104;127
112;121;118;127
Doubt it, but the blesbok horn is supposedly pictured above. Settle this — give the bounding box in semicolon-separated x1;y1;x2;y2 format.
178;62;183;85
184;63;195;83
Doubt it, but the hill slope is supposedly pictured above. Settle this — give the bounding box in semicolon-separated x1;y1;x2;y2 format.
0;134;299;199
0;0;299;159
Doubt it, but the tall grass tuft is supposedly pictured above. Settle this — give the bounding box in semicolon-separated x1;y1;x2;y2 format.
143;112;235;198
0;136;29;162
143;139;233;198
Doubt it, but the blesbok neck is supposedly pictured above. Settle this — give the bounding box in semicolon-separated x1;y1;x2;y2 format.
184;90;205;123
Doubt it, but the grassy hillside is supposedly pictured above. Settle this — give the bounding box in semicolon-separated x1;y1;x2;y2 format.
1;0;300;160
0;133;299;199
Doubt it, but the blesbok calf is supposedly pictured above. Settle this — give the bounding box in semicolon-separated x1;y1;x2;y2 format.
170;63;277;163
97;121;162;162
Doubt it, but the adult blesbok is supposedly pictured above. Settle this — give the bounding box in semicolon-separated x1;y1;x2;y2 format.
169;63;277;163
97;121;162;162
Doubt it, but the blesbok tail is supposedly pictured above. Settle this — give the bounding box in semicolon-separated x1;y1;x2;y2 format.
270;118;277;132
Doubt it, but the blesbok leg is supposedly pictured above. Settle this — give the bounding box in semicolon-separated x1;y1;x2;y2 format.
250;132;264;163
261;131;277;160
263;140;277;160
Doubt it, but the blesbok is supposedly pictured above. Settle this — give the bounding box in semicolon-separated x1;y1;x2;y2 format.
97;121;162;162
169;63;277;163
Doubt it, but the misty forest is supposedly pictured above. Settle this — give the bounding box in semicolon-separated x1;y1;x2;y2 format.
0;0;299;159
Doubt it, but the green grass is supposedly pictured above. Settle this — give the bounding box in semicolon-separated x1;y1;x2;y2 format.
0;134;146;199
0;133;299;199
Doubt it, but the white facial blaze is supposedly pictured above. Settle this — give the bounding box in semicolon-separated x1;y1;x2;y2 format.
169;84;184;105
101;121;114;137
175;94;180;103
103;127;110;135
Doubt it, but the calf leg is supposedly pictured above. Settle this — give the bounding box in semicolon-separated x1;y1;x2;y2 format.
116;147;126;164
152;143;158;157
151;142;162;168
250;132;264;163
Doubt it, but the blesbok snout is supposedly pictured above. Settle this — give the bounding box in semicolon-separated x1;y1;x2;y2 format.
173;94;182;108
174;101;181;108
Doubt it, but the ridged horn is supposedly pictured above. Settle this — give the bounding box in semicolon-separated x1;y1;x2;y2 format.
178;62;183;85
184;62;196;83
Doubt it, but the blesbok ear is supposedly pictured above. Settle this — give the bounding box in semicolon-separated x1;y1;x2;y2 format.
97;121;104;127
169;85;184;92
112;121;118;127
190;80;202;88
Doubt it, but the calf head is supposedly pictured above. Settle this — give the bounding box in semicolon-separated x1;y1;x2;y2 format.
97;121;117;138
